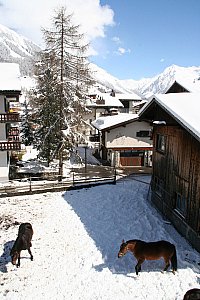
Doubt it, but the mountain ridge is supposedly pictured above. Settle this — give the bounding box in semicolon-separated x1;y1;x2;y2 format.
0;24;40;76
0;23;200;96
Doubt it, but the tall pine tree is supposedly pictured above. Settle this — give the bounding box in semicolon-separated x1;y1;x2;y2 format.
21;99;34;146
31;51;61;165
32;7;94;176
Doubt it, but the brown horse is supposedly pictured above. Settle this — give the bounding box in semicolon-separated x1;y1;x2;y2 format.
10;223;33;267
183;288;200;300
118;239;177;275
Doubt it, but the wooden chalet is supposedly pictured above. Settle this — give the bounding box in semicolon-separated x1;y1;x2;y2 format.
166;81;189;93
165;79;200;94
83;92;123;145
92;113;152;168
85;91;147;152
139;92;200;252
115;92;147;114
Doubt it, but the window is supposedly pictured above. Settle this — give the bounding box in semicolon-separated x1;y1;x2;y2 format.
156;134;166;153
136;130;151;137
175;192;187;217
120;150;143;157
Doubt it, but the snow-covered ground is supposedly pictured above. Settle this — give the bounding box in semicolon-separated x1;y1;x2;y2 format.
0;175;200;300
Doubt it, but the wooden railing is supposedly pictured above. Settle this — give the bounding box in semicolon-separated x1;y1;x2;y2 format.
8;127;20;136
0;141;21;150
8;127;20;142
0;113;20;123
0;169;117;197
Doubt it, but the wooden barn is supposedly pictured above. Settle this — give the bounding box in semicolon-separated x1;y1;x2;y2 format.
139;92;200;252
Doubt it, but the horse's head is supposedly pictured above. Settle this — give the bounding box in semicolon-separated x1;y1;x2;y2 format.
118;239;128;258
10;249;19;265
183;288;200;300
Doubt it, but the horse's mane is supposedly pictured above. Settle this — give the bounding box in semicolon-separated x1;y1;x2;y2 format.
126;239;143;244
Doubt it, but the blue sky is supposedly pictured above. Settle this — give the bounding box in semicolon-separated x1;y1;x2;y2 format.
0;0;199;80
91;0;200;79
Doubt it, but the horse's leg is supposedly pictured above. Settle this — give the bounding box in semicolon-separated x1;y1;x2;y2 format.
135;258;144;275
28;248;33;261
17;252;21;268
163;257;170;272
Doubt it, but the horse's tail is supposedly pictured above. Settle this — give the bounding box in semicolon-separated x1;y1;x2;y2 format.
171;245;177;271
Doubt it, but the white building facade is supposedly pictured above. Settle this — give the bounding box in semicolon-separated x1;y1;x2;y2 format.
0;63;21;182
92;113;153;167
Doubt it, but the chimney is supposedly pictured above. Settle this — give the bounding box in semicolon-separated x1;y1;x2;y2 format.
110;89;115;97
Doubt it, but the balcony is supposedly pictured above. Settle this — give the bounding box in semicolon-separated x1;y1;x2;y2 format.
8;127;20;141
0;141;21;151
0;113;20;123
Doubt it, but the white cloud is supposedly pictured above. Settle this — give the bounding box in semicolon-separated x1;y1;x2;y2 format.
160;58;165;62
115;47;131;56
112;36;122;44
0;0;115;49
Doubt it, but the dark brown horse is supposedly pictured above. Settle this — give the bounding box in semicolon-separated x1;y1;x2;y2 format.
10;223;33;267
183;288;200;300
118;239;177;275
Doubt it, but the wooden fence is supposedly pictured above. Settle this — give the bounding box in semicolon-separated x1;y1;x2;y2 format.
0;168;117;198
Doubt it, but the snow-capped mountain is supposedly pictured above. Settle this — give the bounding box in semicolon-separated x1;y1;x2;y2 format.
89;63;138;94
0;24;40;76
132;64;200;97
0;23;200;96
90;63;200;97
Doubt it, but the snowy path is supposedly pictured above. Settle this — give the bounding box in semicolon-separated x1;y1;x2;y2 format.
0;176;200;299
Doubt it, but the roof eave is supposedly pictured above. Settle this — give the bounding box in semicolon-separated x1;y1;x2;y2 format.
141;96;200;143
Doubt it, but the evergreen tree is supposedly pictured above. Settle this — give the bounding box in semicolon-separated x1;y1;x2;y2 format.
20;99;34;146
31;7;94;175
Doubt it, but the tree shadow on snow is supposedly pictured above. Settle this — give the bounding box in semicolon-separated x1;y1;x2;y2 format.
0;240;14;273
63;181;200;277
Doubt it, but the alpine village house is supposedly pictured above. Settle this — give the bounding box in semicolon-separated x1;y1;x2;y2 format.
0;63;21;182
91;113;153;168
139;91;200;252
85;90;152;168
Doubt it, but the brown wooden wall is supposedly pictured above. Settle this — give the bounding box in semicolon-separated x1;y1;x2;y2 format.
152;125;200;235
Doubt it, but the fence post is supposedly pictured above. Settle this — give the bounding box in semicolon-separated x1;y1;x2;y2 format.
29;176;32;192
114;167;117;184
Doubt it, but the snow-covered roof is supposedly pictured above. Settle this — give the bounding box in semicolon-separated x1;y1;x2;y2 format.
132;99;147;107
139;92;200;142
86;92;123;108
176;79;200;93
91;113;138;130
115;92;142;101
0;63;21;91
165;78;200;93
